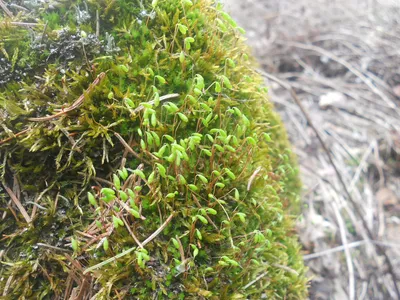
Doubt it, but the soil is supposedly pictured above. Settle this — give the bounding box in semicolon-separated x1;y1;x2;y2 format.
223;0;400;299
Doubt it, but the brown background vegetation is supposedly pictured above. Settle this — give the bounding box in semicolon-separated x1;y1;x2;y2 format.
223;0;400;299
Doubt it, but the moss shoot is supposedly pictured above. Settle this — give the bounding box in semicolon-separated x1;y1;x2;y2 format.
0;0;307;298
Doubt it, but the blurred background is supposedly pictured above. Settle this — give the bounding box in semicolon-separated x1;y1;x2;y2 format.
222;0;400;299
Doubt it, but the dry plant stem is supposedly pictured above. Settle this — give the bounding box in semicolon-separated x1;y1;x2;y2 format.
192;194;218;231
9;3;28;11
92;176;113;186
2;183;31;223
261;71;400;299
36;243;73;253
304;239;400;261
141;213;174;245
332;196;355;300
247;166;262;191
2;275;13;297
132;93;180;114
76;276;90;299
271;263;299;276
242;272;269;290
0;0;13;18
8;22;39;27
120;136;133;169
119;212;144;249
83;213;174;274
28;72;106;122
3;200;18;222
113;132;150;165
0;128;30;145
96;10;100;37
304;240;367;260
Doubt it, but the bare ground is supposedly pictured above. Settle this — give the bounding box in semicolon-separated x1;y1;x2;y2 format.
223;0;400;299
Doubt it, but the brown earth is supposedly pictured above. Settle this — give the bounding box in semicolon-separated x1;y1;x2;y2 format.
223;0;400;299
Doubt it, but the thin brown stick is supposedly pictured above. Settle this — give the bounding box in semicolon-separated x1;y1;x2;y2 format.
28;72;106;122
120;135;132;169
0;128;30;145
192;194;219;231
64;253;84;274
91;176;113;186
3;183;31;223
76;276;90;299
2;200;15;221
83;213;174;274
120;214;144;249
261;70;400;299
64;274;74;300
114;132;151;165
176;235;186;264
80;227;112;252
37;243;73;253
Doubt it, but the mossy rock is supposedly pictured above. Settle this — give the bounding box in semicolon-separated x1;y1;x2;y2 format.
0;0;307;298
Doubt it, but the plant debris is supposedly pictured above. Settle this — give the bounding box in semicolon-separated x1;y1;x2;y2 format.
224;0;400;299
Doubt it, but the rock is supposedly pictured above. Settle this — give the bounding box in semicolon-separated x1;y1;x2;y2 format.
319;92;346;109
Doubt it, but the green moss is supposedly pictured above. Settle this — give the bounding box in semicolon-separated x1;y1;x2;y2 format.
0;0;307;298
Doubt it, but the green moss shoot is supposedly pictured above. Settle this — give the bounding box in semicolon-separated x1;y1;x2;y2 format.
0;0;307;298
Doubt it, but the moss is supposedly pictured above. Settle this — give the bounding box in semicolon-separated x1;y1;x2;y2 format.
0;0;307;298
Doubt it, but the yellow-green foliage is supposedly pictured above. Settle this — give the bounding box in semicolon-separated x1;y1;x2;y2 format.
0;0;307;298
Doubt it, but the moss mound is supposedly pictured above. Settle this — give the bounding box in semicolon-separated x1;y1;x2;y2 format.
0;0;307;298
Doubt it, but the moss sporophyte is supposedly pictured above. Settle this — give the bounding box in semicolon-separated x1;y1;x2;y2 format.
0;0;307;298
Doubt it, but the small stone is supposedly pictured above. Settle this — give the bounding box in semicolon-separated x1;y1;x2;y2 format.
319;91;346;109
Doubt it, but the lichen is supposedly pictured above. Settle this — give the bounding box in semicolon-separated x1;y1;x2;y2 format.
0;0;307;298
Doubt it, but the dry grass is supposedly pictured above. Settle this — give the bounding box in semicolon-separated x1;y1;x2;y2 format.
224;0;400;299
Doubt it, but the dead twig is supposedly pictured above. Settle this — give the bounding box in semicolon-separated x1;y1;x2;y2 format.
113;132;151;165
83;213;174;274
2;275;13;297
0;0;13;18
247;166;262;191
2;183;31;224
7;22;40;27
37;243;73;253
96;10;100;37
0;128;30;145
119;211;144;249
242;272;269;290
28;72;106;122
192;194;219;231
271;263;299;276
331;196;355;300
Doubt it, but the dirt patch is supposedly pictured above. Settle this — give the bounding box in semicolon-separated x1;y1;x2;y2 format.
223;0;400;298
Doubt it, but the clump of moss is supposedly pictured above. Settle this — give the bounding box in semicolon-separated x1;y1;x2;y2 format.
0;0;307;298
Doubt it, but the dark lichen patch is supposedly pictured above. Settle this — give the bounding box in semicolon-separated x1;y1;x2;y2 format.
0;0;307;299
